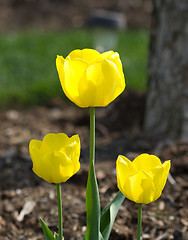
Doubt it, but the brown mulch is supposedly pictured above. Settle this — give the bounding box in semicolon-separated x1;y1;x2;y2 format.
0;92;188;240
0;0;152;32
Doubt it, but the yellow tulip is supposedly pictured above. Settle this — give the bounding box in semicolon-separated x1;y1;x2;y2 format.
29;133;81;183
116;154;171;204
56;49;125;108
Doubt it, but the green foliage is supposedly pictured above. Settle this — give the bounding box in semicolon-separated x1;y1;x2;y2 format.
85;163;100;240
117;30;149;91
0;29;149;108
100;191;125;240
84;108;100;240
40;218;55;240
40;219;64;240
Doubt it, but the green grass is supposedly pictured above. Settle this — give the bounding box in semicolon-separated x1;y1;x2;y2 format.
0;29;149;108
118;31;149;90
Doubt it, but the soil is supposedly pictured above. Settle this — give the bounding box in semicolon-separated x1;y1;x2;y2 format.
0;91;188;240
0;0;152;32
0;1;187;239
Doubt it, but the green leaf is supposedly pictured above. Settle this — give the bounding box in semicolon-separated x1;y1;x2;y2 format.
99;231;104;240
85;163;101;240
54;233;64;240
84;107;100;240
83;223;104;240
54;233;59;240
100;191;125;240
40;218;55;240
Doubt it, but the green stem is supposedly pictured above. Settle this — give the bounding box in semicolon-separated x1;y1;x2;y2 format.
137;203;142;240
57;183;63;240
85;107;100;239
90;107;95;166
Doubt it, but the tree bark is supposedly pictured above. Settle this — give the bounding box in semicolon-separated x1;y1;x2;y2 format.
144;0;188;139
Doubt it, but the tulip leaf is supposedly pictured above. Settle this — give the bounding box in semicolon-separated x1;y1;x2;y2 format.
40;218;55;240
85;163;101;240
100;191;125;240
84;107;101;240
99;232;105;240
83;228;104;240
54;233;64;240
54;234;59;240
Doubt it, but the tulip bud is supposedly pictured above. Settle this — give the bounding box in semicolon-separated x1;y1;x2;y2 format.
29;133;81;183
116;153;170;204
56;48;125;108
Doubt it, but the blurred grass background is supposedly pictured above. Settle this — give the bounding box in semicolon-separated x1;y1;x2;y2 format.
0;29;149;108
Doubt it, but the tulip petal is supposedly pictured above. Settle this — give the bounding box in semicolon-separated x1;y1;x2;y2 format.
57;54;88;106
133;153;162;172
29;140;44;175
29;139;41;150
52;151;76;183
117;155;137;177
124;170;155;204
62;58;89;107
101;50;115;59
64;134;81;174
116;155;137;195
102;51;125;83
67;49;102;64
36;151;75;183
40;133;70;154
84;59;124;106
161;161;171;189
56;55;65;83
150;160;171;201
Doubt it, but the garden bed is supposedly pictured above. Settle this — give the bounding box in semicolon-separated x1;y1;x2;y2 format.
0;92;187;239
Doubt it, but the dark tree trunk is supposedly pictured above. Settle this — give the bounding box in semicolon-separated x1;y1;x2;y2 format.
144;0;188;139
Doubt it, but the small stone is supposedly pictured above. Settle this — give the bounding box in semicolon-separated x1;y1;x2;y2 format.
96;170;105;180
3;200;14;212
159;201;165;211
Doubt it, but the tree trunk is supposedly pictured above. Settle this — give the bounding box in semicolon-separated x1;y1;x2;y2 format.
144;0;188;139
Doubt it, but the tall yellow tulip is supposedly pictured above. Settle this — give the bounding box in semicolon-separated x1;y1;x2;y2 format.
29;133;81;183
56;48;125;107
116;154;171;204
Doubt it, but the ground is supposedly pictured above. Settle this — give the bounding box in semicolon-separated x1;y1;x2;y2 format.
0;0;152;31
0;92;188;240
0;1;187;239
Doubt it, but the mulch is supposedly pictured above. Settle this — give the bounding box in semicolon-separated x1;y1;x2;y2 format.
0;0;152;32
0;92;188;240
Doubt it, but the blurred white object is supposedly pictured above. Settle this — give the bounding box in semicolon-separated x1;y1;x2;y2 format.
90;9;127;30
17;200;36;222
89;9;127;52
